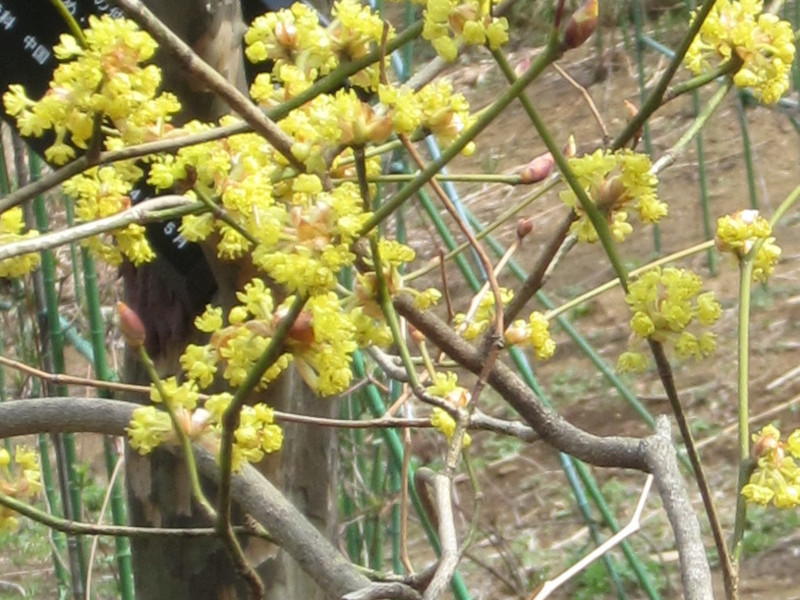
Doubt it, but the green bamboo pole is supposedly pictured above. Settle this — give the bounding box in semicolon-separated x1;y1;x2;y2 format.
368;442;385;570
33;378;72;599
351;352;472;600
787;1;800;94
63;197;85;309
691;89;717;275
79;248;136;599
340;396;366;563
28;152;88;600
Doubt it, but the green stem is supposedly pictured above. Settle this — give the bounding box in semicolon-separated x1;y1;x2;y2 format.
194;186;258;246
354;147;422;391
491;48;629;290
334;173;524;185
653;79;734;174
50;0;87;45
136;346;216;520
362;35;561;233
666;57;741;102
731;259;754;565
730;183;800;561
612;0;725;149
216;295;307;536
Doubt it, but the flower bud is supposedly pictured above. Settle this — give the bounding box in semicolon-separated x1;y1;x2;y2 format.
285;310;315;347
409;324;426;344
563;134;577;159
751;427;782;462
516;218;533;240
563;0;598;51
624;99;643;148
519;152;554;184
117;301;146;349
514;56;531;78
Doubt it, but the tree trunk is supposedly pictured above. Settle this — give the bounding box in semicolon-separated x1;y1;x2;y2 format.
125;2;337;598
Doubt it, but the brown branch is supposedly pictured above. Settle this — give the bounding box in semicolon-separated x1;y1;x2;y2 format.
396;295;645;469
504;210;576;323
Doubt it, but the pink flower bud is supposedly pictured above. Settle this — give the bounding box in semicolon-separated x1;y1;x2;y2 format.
519;152;554;184
563;0;598;50
117;301;146;349
516;218;533;240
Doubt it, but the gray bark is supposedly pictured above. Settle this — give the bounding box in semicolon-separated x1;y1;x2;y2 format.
124;2;337;598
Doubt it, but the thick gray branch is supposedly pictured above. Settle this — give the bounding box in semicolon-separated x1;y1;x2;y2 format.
395;296;646;470
0;398;370;597
645;417;714;599
394;298;714;598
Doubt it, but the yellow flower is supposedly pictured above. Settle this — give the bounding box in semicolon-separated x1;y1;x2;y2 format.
618;267;720;371
127;406;173;454
616;351;650;373
149;377;199;411
684;0;795;104
560;149;666;243
231;403;284;471
504;312;556;360
0;445;43;530
0;207;41;278
6;16;181;167
430;408;472;447
180;344;218;389
421;0;509;61
195;305;224;333
716;210;781;282
739;425;800;509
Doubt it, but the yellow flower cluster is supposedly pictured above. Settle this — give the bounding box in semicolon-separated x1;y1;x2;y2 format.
617;267;721;373
427;372;472;447
253;79;477;172
716;209;781;282
420;0;509;61
0;447;43;531
742;425;800;508
245;0;389;95
0;207;41;278
127;382;282;472
3;15;180;165
560;149;667;243
63;165;154;266
453;287;514;340
188;280;363;397
684;0;795;104
205;395;283;472
504;311;556;360
148;121;371;291
127;376;205;454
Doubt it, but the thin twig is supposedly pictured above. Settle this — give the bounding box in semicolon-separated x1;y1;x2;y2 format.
551;62;609;144
530;475;654;600
0;196;200;260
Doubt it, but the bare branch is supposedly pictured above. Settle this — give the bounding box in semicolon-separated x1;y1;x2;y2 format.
416;468;460;600
0;397;370;597
0;196;199;260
